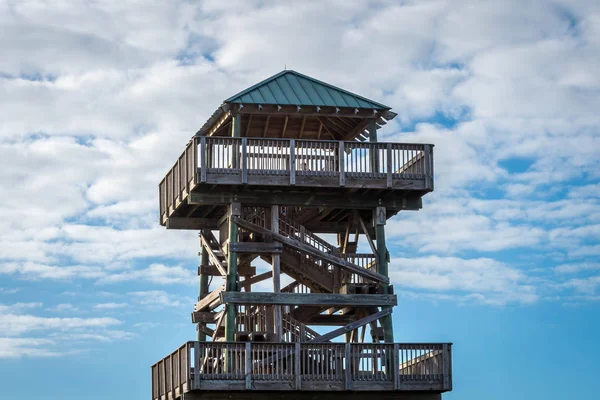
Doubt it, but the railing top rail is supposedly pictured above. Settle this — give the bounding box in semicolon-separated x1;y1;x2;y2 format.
205;135;433;147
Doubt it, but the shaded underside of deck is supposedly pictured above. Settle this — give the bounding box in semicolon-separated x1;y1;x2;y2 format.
163;184;426;232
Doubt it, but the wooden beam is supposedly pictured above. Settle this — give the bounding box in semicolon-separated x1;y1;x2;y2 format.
299;116;306;139
199;265;256;276
189;190;422;210
166;217;219;230
233;217;389;284
201;111;231;137
245;114;253;136
281;116;289;137
194;284;225;312
305;314;355;326
233;105;379;118
200;233;227;277
239;271;272;289
308;308;393;343
220;292;397;307
263;115;271;137
229;242;283;254
225;203;240;341
191;311;218;323
358;214;378;256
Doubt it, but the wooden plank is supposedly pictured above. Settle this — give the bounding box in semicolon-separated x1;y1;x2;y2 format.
305;314;355;325
191;311;218;323
199;265;256;276
294;342;301;390
200;233;227;277
443;343;452;391
189;190;423;210
225;203;240;342
281;116;289;137
200;136;207;183
239;271;272;289
289;139;296;185
233;217;389;284
241;138;248;184
229;242;282;254
263;115;271;137
245;342;252;390
345;343;351;390
299;116;307;138
166;217;218;230
386;143;393;188
220;292;397;307
357;214;378;256
308;308;392;343
194;284;225;312
339;141;345;186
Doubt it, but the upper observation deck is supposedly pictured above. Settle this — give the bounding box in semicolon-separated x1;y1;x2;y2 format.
158;70;434;228
158;137;433;227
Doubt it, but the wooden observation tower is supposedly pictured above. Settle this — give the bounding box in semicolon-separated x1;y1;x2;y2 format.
152;70;452;400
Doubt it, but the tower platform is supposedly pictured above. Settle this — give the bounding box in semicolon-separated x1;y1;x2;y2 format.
152;341;452;400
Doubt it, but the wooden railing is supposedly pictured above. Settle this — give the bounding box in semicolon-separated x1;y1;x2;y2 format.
151;342;452;399
158;137;433;224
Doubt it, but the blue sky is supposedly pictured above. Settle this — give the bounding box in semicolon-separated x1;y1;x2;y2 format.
1;1;599;399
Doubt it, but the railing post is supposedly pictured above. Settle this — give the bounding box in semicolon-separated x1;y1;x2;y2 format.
386;143;393;188
200;136;207;183
295;342;302;390
194;342;200;390
241;138;248;184
443;343;452;391
344;343;351;390
424;144;432;190
290;139;296;185
245;342;252;390
393;343;400;390
339;142;345;187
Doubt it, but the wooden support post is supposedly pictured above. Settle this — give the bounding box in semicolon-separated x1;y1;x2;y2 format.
289;139;296;185
375;206;394;342
231;114;241;169
225;202;241;342
339;141;345;186
368;119;379;174
386;143;393;188
424;144;434;190
295;342;302;389
245;342;252;390
344;343;352;390
271;205;283;341
198;232;210;341
443;343;452;391
200;136;207;183
241;137;248;184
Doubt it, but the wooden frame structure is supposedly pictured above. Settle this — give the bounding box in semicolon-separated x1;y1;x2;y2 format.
153;70;451;399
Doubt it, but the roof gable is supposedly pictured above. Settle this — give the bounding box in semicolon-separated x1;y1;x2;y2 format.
224;70;391;110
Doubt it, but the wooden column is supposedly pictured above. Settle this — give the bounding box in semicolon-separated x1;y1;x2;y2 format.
198;230;210;341
231;113;241;169
271;205;283;341
225;202;241;341
375;206;394;342
368;119;380;174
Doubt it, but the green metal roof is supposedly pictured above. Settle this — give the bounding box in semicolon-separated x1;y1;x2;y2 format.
224;70;391;110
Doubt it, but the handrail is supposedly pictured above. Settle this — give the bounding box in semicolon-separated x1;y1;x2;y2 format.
151;341;451;398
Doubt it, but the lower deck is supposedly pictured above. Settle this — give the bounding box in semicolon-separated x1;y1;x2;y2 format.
152;342;452;400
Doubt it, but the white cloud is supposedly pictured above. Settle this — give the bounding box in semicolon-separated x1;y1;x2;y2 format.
93;303;128;310
390;256;538;305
